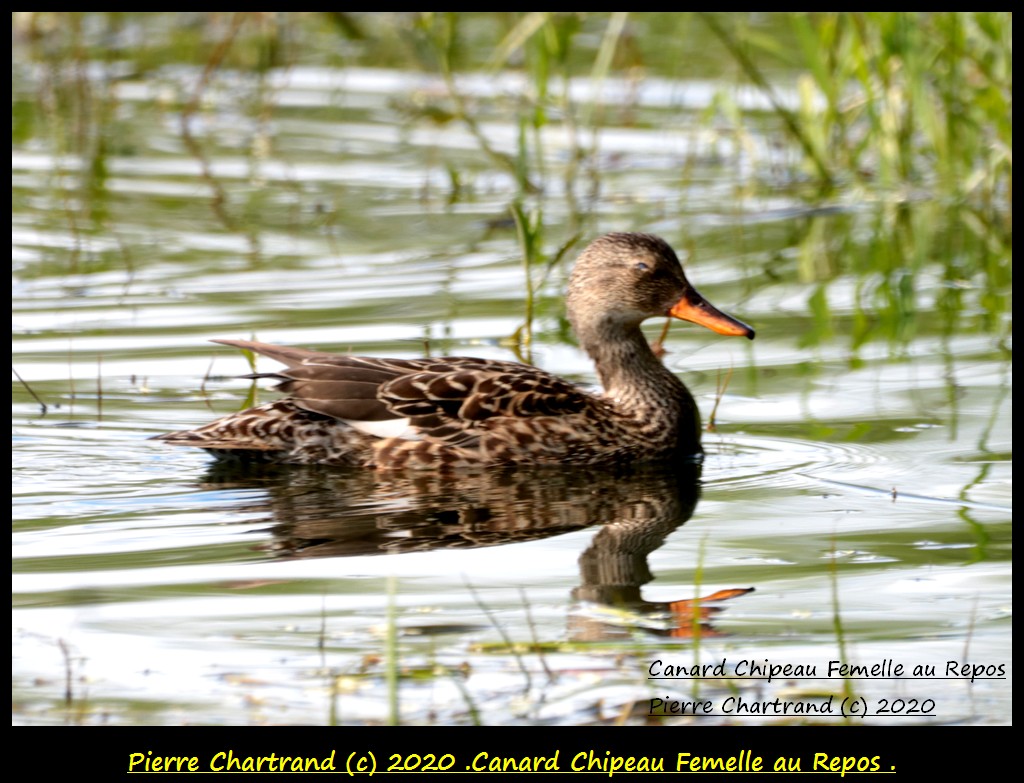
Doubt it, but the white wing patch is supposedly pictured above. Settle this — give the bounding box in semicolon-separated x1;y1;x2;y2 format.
340;417;419;440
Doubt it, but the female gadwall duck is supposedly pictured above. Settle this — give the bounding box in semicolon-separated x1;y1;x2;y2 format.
156;233;754;468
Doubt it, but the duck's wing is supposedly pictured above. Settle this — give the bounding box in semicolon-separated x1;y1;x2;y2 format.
379;361;596;448
214;340;437;423
214;340;596;447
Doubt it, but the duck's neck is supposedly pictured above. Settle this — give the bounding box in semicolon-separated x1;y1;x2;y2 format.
579;320;700;445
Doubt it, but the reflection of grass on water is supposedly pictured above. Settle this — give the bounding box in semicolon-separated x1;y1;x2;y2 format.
385;575;400;726
373;12;1011;217
829;539;858;710
509;203;581;362
16;12;1009;275
18;13;1010;204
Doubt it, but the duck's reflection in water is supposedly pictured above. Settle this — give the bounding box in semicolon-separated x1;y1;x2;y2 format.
201;460;752;639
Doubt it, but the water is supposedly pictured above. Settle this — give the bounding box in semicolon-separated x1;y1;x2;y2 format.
12;15;1011;725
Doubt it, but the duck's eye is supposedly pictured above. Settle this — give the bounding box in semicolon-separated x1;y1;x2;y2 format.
634;261;650;273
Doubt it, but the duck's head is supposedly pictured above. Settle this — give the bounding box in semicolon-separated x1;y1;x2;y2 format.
567;232;755;340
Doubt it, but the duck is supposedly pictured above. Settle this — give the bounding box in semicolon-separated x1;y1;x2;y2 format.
154;232;754;469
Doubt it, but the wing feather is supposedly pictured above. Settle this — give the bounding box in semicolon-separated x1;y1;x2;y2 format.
214;340;597;451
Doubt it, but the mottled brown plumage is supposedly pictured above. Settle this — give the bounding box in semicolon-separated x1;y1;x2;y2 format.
155;233;754;468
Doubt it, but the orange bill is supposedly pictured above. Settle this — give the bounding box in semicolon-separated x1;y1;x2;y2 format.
669;289;755;339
